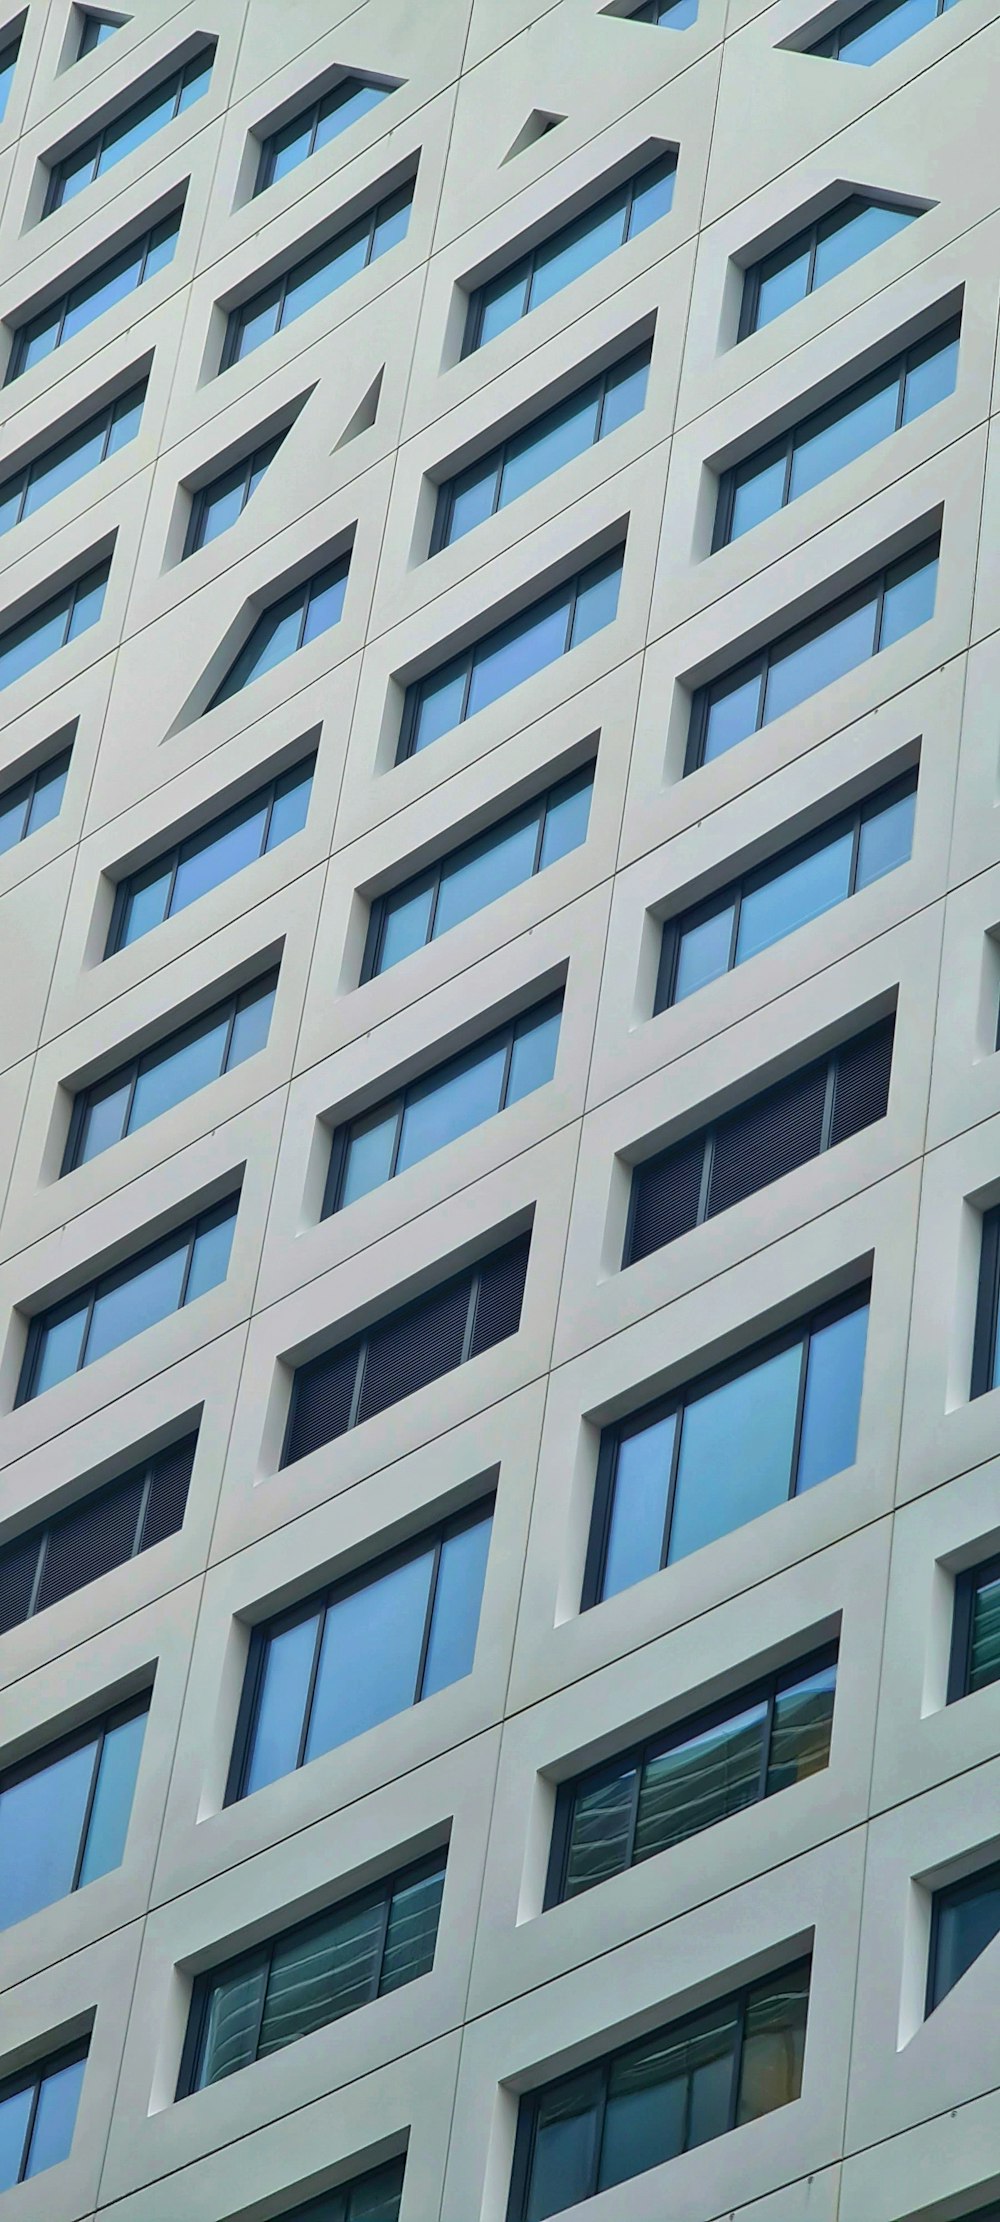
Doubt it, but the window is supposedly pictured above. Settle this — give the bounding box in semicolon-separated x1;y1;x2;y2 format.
626;1016;894;1264
184;428;287;556
949;1554;1000;1704
17;1195;238;1403
221;178;413;370
45;47;213;213
0;28;20;120
0;1695;147;1929
64;970;279;1172
739;195;921;339
6;207;182;382
106;755;314;956
547;1647;836;1907
77;13;120;58
655;773;916;1010
464;150;675;356
927;1862;1000;2013
808;0;959;63
283;1231;530;1467
432;342;651;553
0;746;71;855
0;558;109;696
208;556;349;710
0;2043;87;2190
325;994;561;1213
363;764;592;979
399;545;623;761
627;0;699;19
255;76;397;195
0;379;146;537
282;2160;405;2222
0;1435;195;1636
507;1960;810;2221
178;1853;445;2096
715;320;959;547
229;1502;494;1799
970;1207;1000;1398
585;1289;869;1606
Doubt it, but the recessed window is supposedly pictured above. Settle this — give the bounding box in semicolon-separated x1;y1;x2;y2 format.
178;1854;445;2096
463;150;675;356
229;1502;493;1799
106;756;314;957
739;196;921;341
927;1861;1000;2013
282;2160;405;2222
0;1695;147;1929
44;46;214;213
627;0;699;23
6;206;182;383
626;1015;894;1263
326;993;561;1213
0;378;146;537
655;772;916;1010
432;342;651;553
0;558;109;697
255;76;397;195
715;318;959;547
547;1646;836;1906
221;177;413;371
687;538;938;773
283;1231;530;1467
0;745;72;855
398;545;623;761
585;1289;869;1606
64;970;278;1172
207;556;350;710
950;1555;1000;1702
76;12;121;59
363;763;593;979
507;1960;810;2220
0;26;21;119
0;1434;196;1636
17;1195;239;1403
0;2043;87;2190
970;1206;1000;1398
184;427;287;557
808;0;959;64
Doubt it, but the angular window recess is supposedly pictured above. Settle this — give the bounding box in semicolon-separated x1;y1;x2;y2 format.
655;771;916;1010
6;205;182;383
626;1014;894;1262
281;2161;406;2222
623;0;699;21
739;195;923;341
507;1960;810;2219
282;1230;530;1467
0;24;22;119
178;1853;446;2095
0;377;146;538
106;754;315;956
398;543;623;760
584;1288;869;1606
325;993;562;1213
546;1644;837;1905
337;368;383;446
363;762;593;979
64;969;279;1172
184;424;290;558
807;0;959;63
431;342;650;553
0;1694;148;1929
76;12;124;59
715;318;959;547
204;554;350;713
464;149;675;356
0;2043;88;2190
502;112;565;163
0;742;72;856
927;1860;1000;2012
970;1205;1000;1399
0;556;110;697
222;175;414;370
44;45;214;213
686;537;938;772
0;1433;196;1636
255;75;399;196
229;1500;494;1799
949;1553;1000;1703
17;1194;239;1404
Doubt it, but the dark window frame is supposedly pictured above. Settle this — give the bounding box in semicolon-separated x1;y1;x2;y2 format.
5;208;182;384
254;75;398;197
43;46;214;214
0;2041;89;2186
105;754;316;958
738;194;917;341
926;1858;1000;2016
462;149;676;358
220;177;415;372
0;1689;148;1897
63;968;279;1175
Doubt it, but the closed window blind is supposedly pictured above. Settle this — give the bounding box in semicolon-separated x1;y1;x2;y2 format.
0;1436;196;1636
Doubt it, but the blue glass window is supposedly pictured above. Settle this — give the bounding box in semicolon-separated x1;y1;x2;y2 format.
207;556;349;710
0;30;21;120
222;178;413;370
739;196;921;340
0;747;71;856
17;1195;239;1403
927;1861;1000;2013
0;1696;147;1929
107;757;314;956
184;428;287;557
464;151;675;356
255;76;397;195
282;2160;406;2222
716;320;959;546
0;559;109;697
399;547;622;761
0;2045;87;2190
7;208;182;382
657;772;916;1008
77;13;121;58
230;1502;493;1800
0;379;145;539
809;0;958;62
586;1290;869;1605
688;540;938;771
65;970;278;1171
45;48;213;213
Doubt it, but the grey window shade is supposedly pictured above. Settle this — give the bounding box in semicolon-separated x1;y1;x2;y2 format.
827;1017;894;1145
0;1436;196;1635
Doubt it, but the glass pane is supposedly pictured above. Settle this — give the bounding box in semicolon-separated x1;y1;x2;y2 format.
184;1203;236;1303
141;213;181;280
474;264;531;349
0;1737;96;1926
753;239;811;331
0;2084;32;2191
86;1238;188;1364
763;589;878;725
77;1708;146;1884
634;1702;767;1861
129;1012;231;1133
407;656;468;754
600;2034;689;2187
120;860;173;944
215;598;304;701
195;462;252;549
198;1957;268;2084
53;146;97;206
530;192;628;309
435;810;539;931
23;422;107;516
0;477;24;536
855;783;915;884
259;1895;385;2053
969;1572;1000;1694
396;1038;508;1172
505;1002;560;1102
500;387;601;510
601;1410;677;1600
420;1511;493;1696
226;980;276;1067
794;1302;868;1491
19;306;63;374
626;155;676;236
304;1552;433;1757
466;589;570;719
30;1300;90;1395
570;551;622;644
302;563;349;643
901;327;959;422
562;1764;638;1898
372;186;412;256
736;1967;809;2121
878;548;937;648
728;447;788;540
0;597;70;690
657;0;700;22
379;1862;444;1991
442;456;500;545
107;388;145;450
813;199;915;289
377;880;435;970
736;828;854;963
700;664;763;763
788;370;900;502
67;567;109;641
339;1107;398;1206
244;1613;319;1794
0;778;29;852
62;243;144;342
524;2072;602;2222
99;81;176;169
76;1072;133;1163
178;52;213;108
672;901;735;1000
315;80;388;152
230;288;282;363
282;222;369;328
932;1874;1000;2006
538;770;592;864
172;799;270;910
24;2056;85;2177
766;1661;836;1792
26;753;70;832
667;1341;803;1564
267;763;314;846
264;116;314;188
599;346;651;435
838;0;936;62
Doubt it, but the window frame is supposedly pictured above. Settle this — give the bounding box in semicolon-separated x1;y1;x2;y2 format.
737;194;917;342
5;208;182;384
0;2041;89;2187
62;968;279;1174
43;47;214;215
0;1690;148;1910
462;149;676;358
253;74;398;197
105;754;316;958
220;177;414;372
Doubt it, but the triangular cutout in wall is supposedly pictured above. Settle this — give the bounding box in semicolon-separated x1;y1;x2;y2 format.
502;111;565;163
336;369;384;448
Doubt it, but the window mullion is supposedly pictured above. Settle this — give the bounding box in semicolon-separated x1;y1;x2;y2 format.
818;1049;838;1153
780;432;795;510
758;1682;776;1800
119;1059;142;1143
530;796;548;876
386;1099;406;1180
727;1990;748;2131
247;1944;272;2067
590;2065;612;2196
696;1129;715;1225
846;805;864;895
219;995;240;1078
131;1460;156;1556
25;1529;47;1618
458;652;475;725
77;1287;99;1371
805;222;820;299
71;1729;105;1891
295;1603;329;1769
563;574;580;654
459;1269;480;1364
177;1225;199;1308
413;1536;443;1702
623;1749;644;1870
425;865;444;942
787;1330;812;1498
727;888;742;972
346;1337;368;1430
659;1397;685;1569
872;568;888;654
18;2074;43;2184
371;1879;395;1998
497;1021;517;1112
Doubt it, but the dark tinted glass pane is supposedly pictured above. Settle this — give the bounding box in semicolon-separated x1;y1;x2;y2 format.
469;1234;529;1355
285;1342;359;1463
932;1870;1000;2006
600;2006;737;2187
0;1533;38;1634
197;1958;268;2084
356;1276;470;1425
36;1475;144;1610
634;1702;767;1861
140;1436;195;1548
627;1133;705;1262
259;1896;384;2052
736;1965;809;2121
562;1764;638;1899
766;1660;836;1792
379;1861;444;1991
707;1061;828;1217
524;2072;602;2222
827;1018;893;1145
969;1571;1000;1694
